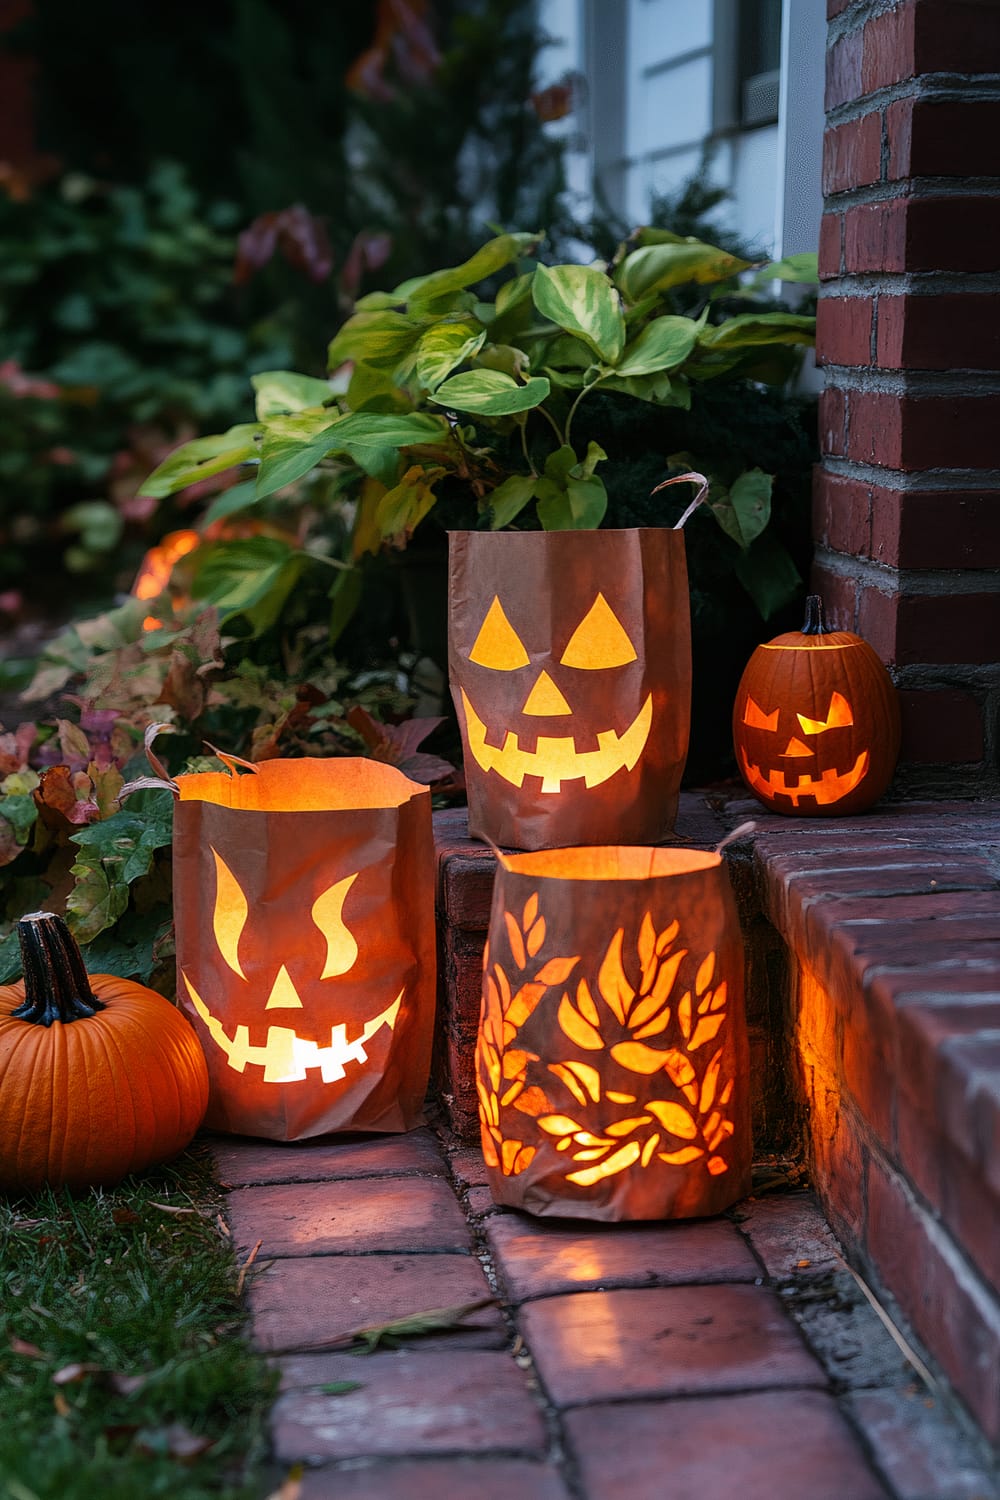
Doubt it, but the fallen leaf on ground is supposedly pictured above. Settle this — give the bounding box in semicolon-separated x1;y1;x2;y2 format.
10;1338;45;1358
52;1361;103;1385
300;1297;497;1354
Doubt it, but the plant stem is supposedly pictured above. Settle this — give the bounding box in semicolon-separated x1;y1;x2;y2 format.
517;417;538;477
565;375;605;449
535;403;565;447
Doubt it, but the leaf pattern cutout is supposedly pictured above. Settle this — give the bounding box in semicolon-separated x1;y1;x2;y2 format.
475;895;737;1187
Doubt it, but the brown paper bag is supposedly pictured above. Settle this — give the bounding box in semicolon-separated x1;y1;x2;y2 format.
448;527;692;850
475;845;750;1220
172;757;436;1141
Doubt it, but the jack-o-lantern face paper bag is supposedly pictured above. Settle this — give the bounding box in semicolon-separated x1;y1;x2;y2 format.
476;845;750;1221
173;759;436;1141
449;529;691;851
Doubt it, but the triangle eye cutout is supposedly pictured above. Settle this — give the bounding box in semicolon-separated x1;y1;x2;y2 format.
469;596;530;670
560;593;637;669
797;691;854;735
743;697;779;731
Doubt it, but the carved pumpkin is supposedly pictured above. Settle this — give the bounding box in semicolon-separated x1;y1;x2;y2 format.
172;757;436;1140
475;845;750;1220
732;595;901;817
0;912;208;1192
449;528;692;850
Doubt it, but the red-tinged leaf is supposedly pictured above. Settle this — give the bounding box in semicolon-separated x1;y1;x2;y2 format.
112;1208;141;1226
234;213;279;286
530;75;576;122
56;718;92;770
0;721;36;775
52;1361;103;1386
10;1338;46;1358
388;715;446;758
33;765;99;828
275;205;334;284
398;750;456;784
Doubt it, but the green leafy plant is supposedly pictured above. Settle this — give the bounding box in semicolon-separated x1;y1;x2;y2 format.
139;228;816;636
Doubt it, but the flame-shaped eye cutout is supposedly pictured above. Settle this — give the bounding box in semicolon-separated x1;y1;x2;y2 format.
212;848;248;979
797;691;854;735
469;597;530;670
742;697;779;732
560;593;638;669
311;872;359;979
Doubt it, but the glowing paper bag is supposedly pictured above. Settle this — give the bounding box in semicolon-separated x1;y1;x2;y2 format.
173;757;436;1140
448;526;692;850
475;844;750;1220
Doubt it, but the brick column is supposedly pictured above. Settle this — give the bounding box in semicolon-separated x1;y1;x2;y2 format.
814;0;1000;795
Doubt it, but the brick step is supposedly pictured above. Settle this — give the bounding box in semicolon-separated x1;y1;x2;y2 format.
431;796;1000;1450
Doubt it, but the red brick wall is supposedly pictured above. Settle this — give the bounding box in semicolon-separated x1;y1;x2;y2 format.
815;0;1000;794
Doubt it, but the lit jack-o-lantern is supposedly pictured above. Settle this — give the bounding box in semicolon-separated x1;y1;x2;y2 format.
475;844;750;1220
172;756;436;1140
732;595;901;817
449;529;692;850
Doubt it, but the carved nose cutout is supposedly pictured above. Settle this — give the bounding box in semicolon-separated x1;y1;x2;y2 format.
522;670;572;716
265;964;304;1010
782;737;814;758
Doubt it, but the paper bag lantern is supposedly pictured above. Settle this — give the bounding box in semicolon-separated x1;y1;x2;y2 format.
172;757;436;1140
733;594;901;816
448;528;692;850
475;845;750;1220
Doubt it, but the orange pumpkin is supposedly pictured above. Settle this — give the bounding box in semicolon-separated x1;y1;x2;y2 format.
732;595;900;816
0;912;209;1192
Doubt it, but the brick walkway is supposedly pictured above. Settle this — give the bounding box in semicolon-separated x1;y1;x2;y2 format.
212;1126;998;1500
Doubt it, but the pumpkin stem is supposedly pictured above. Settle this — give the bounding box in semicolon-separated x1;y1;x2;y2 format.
801;594;828;635
10;912;106;1026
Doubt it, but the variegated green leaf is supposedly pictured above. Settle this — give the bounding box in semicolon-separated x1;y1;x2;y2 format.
138;425;260;499
429;370;550;416
615;241;753;302
327;311;428;371
486;473;537;528
415;318;488;390
616;316;700;376
251;370;334;417
399;232;540;306
697;312;816;351
532;263;625;365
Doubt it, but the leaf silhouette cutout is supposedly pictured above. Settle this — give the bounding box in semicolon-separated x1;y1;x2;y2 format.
695;951;716;996
502;1048;528;1079
707;1119;735;1151
641;1134;661;1166
495;964;511;1008
538;1114;580;1136
507;981;547;1028
662;1050;698;1103
523;892;538;929
689;1013;726;1051
549;1062;589;1105
700;1048;724;1112
638;911;657;982
710;980;728;1013
658;1146;704;1165
535;955;580;985
558;994;604;1050
611;1041;673;1074
707;1155;728;1175
605;1115;652;1137
656;920;680;955
502;1140;535;1174
598;928;635;1022
678;991;692;1039
513;1084;550;1116
567;1141;641;1184
526;917;546;956
646;1099;699;1139
500;1079;524;1107
505;911;526;969
607;1090;637;1104
719;1079;735;1105
576;978;600;1025
564;1060;602;1101
647;949;687;1009
632;1008;671;1040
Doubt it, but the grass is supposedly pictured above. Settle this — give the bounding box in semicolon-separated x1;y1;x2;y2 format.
0;1141;277;1500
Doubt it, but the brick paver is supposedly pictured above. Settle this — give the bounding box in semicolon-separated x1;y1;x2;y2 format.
520;1284;824;1406
486;1213;758;1302
250;1253;504;1353
212;1127;447;1186
298;1458;573;1500
269;1347;548;1462
226;1174;471;1257
564;1390;890;1500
